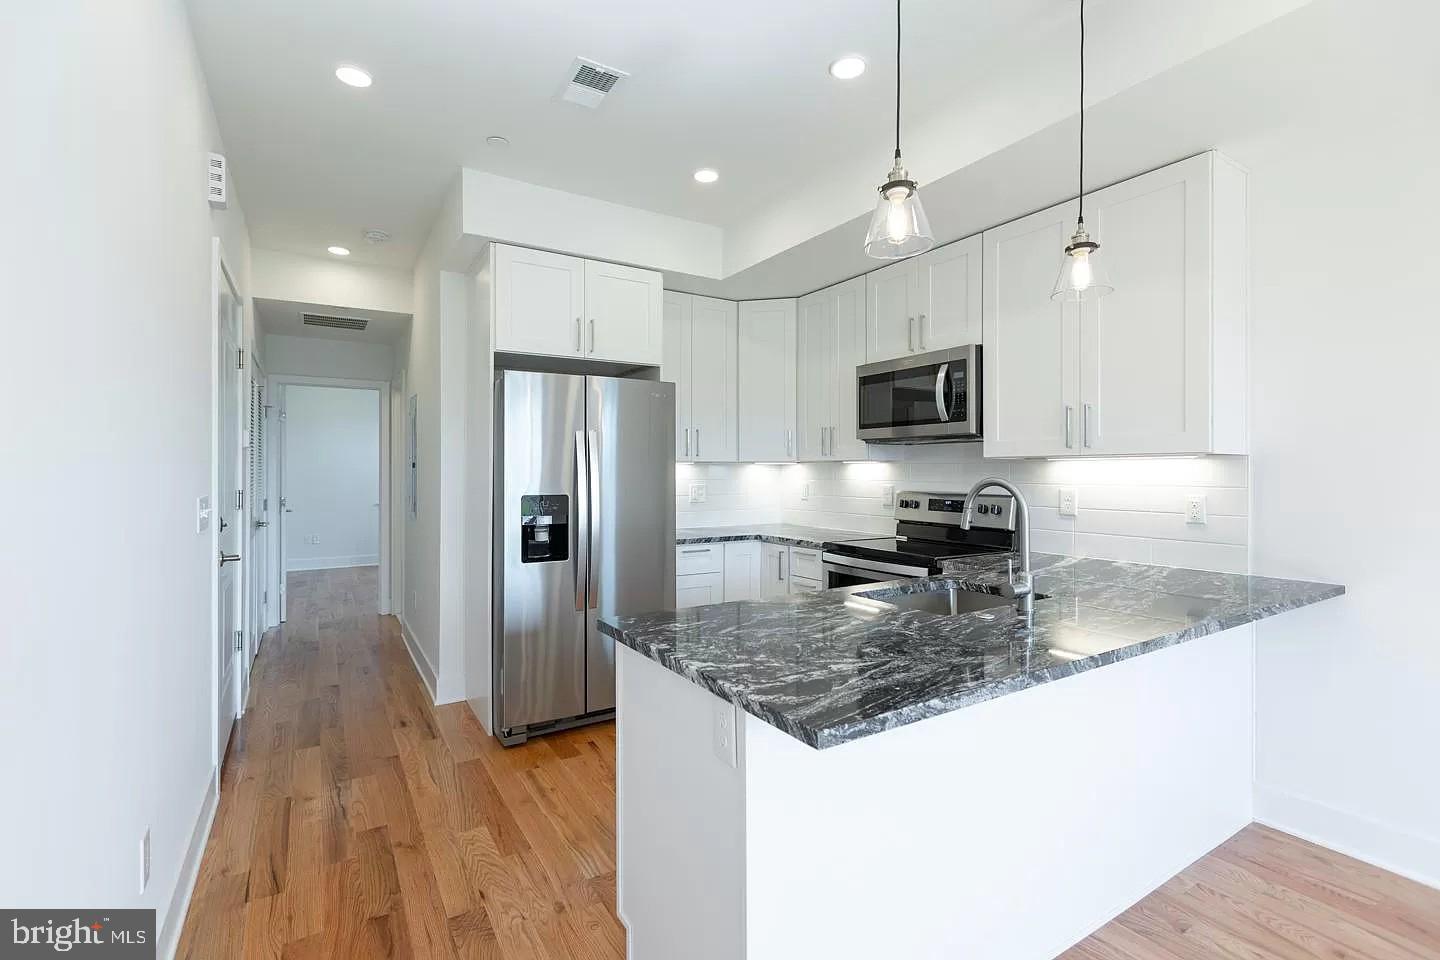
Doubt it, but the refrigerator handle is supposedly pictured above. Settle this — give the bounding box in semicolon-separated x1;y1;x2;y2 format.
574;430;588;612
586;429;601;610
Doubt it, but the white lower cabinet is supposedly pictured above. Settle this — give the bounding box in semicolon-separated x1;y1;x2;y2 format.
675;571;724;609
789;576;823;594
722;541;763;602
760;543;789;598
982;151;1248;458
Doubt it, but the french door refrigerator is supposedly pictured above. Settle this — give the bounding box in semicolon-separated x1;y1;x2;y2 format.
493;370;675;745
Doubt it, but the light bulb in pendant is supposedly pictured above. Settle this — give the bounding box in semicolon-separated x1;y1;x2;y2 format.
1051;222;1112;302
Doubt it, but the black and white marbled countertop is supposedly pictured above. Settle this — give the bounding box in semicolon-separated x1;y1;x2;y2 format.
675;523;873;550
599;552;1344;750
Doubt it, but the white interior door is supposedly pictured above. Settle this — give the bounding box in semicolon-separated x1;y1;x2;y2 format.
214;251;244;762
276;385;289;621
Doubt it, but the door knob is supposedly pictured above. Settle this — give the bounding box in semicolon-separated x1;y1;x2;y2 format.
219;551;242;566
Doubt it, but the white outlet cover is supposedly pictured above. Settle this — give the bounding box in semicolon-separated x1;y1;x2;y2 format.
712;700;737;768
800;481;811;501
880;484;896;508
1186;495;1208;525
688;481;708;504
1058;488;1078;518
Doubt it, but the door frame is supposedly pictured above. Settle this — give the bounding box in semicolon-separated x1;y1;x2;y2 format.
267;374;393;617
240;350;268;711
210;238;246;767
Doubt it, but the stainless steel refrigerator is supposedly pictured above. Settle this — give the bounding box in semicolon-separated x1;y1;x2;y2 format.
493;370;675;745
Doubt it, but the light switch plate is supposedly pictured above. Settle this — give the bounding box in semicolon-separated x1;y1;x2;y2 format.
196;496;212;533
800;481;811;502
712;699;737;768
880;484;896;508
688;481;707;504
1186;495;1208;525
1058;488;1078;518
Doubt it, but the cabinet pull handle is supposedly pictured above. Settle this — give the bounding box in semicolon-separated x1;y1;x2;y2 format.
919;313;927;350
820;427;827;457
588;318;596;353
1064;404;1075;449
681;548;710;555
786;429;792;456
908;317;916;352
777;552;784;580
575;317;582;352
1083;403;1095;448
829;425;836;455
684;427;690;457
696;428;701;458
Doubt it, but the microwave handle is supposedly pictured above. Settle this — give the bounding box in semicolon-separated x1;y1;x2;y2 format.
935;363;951;422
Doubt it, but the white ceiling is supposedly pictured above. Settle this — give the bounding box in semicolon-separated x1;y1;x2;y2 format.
187;0;1314;275
254;298;411;345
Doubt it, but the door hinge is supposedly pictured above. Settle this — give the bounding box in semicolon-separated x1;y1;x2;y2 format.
233;629;243;652
237;347;246;369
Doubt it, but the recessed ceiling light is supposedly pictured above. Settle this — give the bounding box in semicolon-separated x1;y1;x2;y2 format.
335;64;372;88
693;168;719;184
327;245;351;257
486;135;510;147
829;56;867;80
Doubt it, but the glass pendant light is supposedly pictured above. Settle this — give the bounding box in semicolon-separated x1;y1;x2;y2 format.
1052;0;1113;301
864;0;934;260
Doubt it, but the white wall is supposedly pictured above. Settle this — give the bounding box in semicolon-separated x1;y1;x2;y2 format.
283;386;381;571
263;333;394;381
1233;0;1440;887
0;0;252;948
251;247;412;315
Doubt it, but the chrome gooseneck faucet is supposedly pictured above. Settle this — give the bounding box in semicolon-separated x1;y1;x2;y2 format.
959;477;1033;620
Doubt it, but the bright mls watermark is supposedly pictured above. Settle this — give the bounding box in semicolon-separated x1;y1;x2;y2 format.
1;910;154;958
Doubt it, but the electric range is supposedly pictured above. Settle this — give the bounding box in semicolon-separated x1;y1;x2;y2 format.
821;490;1017;588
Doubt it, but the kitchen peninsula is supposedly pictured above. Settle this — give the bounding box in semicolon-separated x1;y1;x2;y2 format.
600;553;1343;960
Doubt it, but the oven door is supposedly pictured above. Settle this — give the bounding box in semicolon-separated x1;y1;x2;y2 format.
821;555;932;590
856;345;981;442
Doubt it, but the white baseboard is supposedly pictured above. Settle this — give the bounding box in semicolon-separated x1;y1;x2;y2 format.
397;614;438;702
1255;784;1440;891
286;554;379;572
158;767;221;960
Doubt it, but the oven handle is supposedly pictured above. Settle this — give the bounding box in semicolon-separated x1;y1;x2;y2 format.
935;362;951;423
822;555;933;580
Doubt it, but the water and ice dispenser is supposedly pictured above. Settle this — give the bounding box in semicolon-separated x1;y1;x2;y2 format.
519;494;569;563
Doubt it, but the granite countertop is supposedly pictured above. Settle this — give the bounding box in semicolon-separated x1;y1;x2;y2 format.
675;523;873;550
598;552;1344;750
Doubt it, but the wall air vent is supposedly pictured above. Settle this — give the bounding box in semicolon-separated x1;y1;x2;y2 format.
207;153;227;207
559;57;629;109
301;313;369;331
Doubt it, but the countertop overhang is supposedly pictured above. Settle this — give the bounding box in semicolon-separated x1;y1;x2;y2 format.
600;550;1344;749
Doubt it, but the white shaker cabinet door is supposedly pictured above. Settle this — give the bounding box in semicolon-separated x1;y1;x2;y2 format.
663;291;693;462
914;234;983;350
795;290;834;461
688;296;738;462
829;276;869;461
866;258;918;363
759;542;790;599
493;244;586;358
737;299;797;462
722;541;763;602
1080;154;1215;455
676;572;724;609
584;259;663;365
981;202;1080;459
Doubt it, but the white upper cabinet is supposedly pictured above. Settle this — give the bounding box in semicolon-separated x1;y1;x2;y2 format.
585;259;663;365
798;276;867;461
866;235;982;363
492;243;662;366
662;291;694;462
494;245;587;358
664;291;736;463
983;152;1248;458
737;299;797;462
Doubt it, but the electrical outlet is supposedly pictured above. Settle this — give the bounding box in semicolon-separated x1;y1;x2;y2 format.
688;481;707;504
880;484;896;508
1186;495;1208;525
1058;488;1078;518
712;700;737;768
309;534;321;545
800;481;811;502
140;828;151;894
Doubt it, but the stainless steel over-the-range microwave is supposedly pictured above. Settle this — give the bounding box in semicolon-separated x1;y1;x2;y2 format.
856;344;982;442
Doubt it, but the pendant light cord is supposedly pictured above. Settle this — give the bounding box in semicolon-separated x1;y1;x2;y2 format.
894;0;902;161
1078;0;1086;224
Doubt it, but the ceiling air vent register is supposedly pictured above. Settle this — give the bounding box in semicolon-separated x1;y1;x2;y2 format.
301;313;369;331
559;57;629;108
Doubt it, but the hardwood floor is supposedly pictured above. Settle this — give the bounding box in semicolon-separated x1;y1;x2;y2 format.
175;566;624;960
178;567;1440;959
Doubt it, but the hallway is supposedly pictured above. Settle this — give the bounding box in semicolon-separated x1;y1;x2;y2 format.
176;567;624;959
